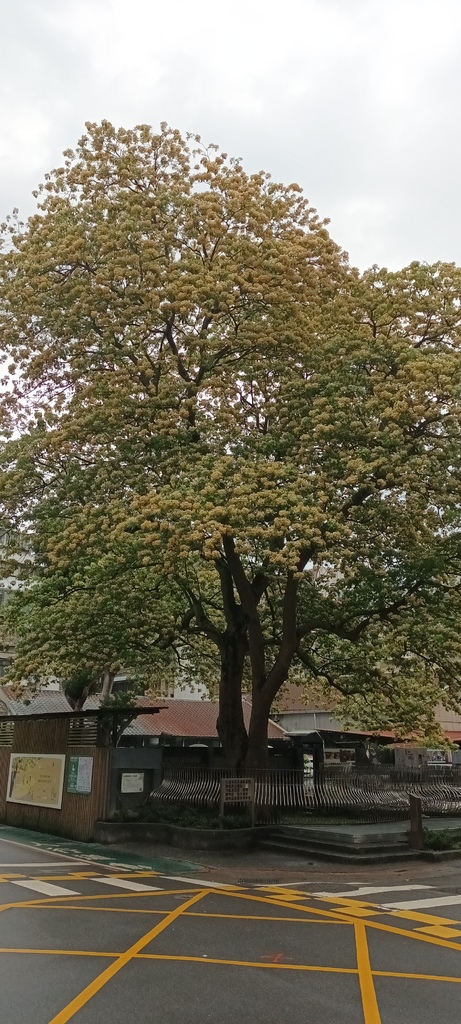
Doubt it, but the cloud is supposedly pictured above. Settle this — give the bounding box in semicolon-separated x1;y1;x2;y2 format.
1;0;460;269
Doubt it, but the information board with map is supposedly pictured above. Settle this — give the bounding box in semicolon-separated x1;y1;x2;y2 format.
6;753;66;809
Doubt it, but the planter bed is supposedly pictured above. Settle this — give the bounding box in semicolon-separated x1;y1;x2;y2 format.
94;820;272;850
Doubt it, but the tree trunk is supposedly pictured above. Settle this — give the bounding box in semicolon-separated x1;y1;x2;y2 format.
246;689;272;768
217;636;248;769
100;669;114;699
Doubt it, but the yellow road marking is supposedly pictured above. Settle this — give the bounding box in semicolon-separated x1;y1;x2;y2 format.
221;890;461;954
136;953;357;973
47;889;208;1024
135;954;461;985
256;887;309;901
25;904;348;923
389;909;461;927
320;897;372;908
332;907;380;918
415;926;461;939
220;890;355;922
373;970;461;983
33;873;98;882
355;921;382;1024
319;897;381;918
0;947;116;958
97;871;160;879
0;887;201;913
1;944;461;986
320;896;461;931
363;918;461;952
32;871;161;881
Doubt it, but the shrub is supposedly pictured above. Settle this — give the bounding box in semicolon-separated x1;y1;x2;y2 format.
423;828;461;851
111;803;252;829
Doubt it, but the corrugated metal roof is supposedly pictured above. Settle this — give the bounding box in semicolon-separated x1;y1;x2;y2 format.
118;696;287;740
17;691;73;716
0;685;30;716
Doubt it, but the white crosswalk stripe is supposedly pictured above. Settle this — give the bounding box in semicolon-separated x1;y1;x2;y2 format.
11;879;79;897
160;875;240;889
314;885;433;898
0;862;87;868
383;894;461;911
89;877;163;892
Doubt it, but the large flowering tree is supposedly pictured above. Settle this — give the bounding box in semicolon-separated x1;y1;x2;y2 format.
1;122;461;765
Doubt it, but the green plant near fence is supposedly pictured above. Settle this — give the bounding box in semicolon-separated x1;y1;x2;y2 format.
423;828;461;850
112;802;252;830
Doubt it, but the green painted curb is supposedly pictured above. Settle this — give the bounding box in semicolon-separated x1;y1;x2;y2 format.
0;823;201;874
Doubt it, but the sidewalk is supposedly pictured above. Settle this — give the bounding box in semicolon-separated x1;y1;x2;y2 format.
104;816;461;884
2;820;461;887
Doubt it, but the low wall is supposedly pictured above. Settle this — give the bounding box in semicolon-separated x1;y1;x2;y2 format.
94;820;271;850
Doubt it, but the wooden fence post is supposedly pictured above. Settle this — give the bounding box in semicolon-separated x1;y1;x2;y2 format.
409;794;424;850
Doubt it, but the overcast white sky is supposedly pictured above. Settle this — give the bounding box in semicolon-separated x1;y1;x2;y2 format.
1;0;460;269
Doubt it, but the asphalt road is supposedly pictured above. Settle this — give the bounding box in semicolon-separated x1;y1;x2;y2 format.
1;826;461;1023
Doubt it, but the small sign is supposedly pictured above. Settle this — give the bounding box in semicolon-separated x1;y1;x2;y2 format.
121;772;144;794
219;776;255;826
67;756;93;794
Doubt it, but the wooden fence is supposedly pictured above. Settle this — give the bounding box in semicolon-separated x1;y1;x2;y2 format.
0;717;111;841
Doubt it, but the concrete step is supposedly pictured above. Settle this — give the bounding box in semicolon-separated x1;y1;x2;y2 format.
257;837;419;864
277;825;409;850
271;834;407;855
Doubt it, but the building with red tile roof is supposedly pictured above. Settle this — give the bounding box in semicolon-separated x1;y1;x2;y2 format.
84;694;287;742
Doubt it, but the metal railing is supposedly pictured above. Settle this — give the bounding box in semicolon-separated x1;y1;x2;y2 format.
149;764;461;823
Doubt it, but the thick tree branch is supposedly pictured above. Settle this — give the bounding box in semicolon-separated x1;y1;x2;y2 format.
214;557;240;629
297;580;424;644
176;580;223;645
164;317;191;382
222;535;266;687
295;646;354;697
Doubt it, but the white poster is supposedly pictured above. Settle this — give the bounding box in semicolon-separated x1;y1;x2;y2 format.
76;756;93;793
121;772;144;794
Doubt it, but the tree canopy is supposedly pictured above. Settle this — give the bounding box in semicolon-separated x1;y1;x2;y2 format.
1;121;461;765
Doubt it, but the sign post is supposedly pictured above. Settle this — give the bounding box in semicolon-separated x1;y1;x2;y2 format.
219;777;255;827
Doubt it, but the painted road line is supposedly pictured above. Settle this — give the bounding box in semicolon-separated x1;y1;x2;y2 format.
47;890;207;1024
106;862;154;870
160;875;240;889
90;877;163;892
416;925;461;938
257;887;308;899
229;889;461;955
0;836;96;863
11;879;79;897
0;862;93;868
138;953;358;973
383;895;461;911
256;882;310;889
354;921;382;1024
389;910;461;927
314;885;433;898
93;871;161;880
